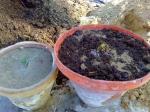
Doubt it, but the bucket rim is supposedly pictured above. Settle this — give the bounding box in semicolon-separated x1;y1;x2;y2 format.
0;41;57;98
54;24;150;91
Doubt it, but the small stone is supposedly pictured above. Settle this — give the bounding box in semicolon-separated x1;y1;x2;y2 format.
74;34;83;42
92;59;101;66
140;94;145;101
31;32;38;38
0;24;5;31
24;25;31;33
146;84;150;93
32;22;45;28
146;37;150;45
90;49;99;57
147;21;150;27
133;91;139;98
102;35;107;39
147;32;150;37
13;23;19;30
123;96;129;103
22;35;31;38
80;63;87;70
80;16;98;25
80;55;87;62
138;89;143;95
129;94;136;101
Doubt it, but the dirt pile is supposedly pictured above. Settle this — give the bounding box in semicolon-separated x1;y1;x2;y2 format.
87;0;150;42
0;0;92;49
21;0;91;28
0;0;59;48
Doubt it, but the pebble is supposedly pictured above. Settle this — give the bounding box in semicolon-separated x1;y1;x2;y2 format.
129;94;136;101
102;35;107;39
92;59;101;66
23;24;31;33
80;55;87;62
80;63;87;70
0;24;5;31
36;22;45;28
132;91;139;98
146;86;150;93
90;49;99;57
31;32;38;38
147;32;150;37
13;23;19;30
22;35;31;39
140;94;145;100
146;37;150;45
147;21;150;27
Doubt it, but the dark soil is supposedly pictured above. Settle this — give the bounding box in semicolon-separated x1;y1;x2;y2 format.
59;29;150;81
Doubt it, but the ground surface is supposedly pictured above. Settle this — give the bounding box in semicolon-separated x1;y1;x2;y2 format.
0;0;57;48
0;0;150;112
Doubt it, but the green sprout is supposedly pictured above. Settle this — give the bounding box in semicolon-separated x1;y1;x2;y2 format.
97;41;111;52
21;56;29;67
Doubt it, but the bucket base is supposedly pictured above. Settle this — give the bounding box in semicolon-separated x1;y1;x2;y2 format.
71;81;125;107
9;80;55;110
10;90;49;110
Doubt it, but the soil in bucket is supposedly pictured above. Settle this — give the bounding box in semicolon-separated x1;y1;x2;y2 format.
0;47;53;89
59;29;150;81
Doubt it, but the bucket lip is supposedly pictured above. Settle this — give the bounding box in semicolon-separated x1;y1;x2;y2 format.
0;41;57;96
54;24;150;90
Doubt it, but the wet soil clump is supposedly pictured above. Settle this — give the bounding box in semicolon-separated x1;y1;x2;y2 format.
59;29;150;81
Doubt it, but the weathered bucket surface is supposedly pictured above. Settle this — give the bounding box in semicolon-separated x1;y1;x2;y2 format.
9;81;53;110
54;25;150;107
0;41;57;110
71;81;124;107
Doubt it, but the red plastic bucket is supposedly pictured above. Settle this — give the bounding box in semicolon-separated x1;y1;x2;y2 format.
54;25;150;107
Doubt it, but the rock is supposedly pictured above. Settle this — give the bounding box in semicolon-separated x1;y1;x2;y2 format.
92;59;101;66
87;0;150;39
120;9;145;32
80;16;99;25
132;91;139;98
129;95;136;101
0;22;5;31
30;0;91;27
80;55;88;62
80;63;87;70
87;3;122;24
32;22;45;28
147;32;150;38
140;95;145;101
23;24;31;33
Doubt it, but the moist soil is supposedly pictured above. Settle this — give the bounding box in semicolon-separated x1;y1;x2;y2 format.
59;29;150;81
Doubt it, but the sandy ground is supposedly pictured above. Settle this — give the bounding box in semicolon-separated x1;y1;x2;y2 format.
0;0;150;112
0;0;61;49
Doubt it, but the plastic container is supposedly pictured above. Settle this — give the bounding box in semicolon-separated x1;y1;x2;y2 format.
0;41;58;110
54;25;150;107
